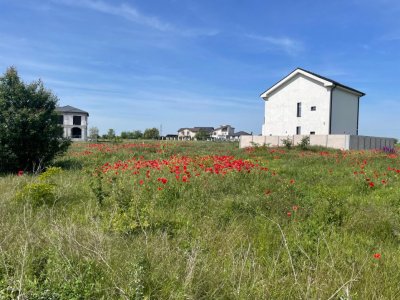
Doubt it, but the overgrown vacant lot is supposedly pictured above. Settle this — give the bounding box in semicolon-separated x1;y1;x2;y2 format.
1;141;399;299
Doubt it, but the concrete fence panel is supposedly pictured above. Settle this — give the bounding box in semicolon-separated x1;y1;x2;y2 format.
240;135;396;150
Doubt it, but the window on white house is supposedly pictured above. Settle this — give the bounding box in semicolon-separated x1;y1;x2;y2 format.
311;106;316;111
310;131;315;135
296;126;301;135
73;116;81;125
57;115;64;125
297;102;301;117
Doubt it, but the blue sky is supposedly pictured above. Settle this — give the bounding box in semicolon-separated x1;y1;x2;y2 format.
1;0;400;137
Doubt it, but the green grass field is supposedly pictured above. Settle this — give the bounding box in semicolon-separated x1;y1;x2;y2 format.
1;141;399;299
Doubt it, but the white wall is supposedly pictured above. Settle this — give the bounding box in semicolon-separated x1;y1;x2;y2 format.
331;87;359;134
239;135;395;150
62;113;88;126
263;74;331;136
60;113;88;141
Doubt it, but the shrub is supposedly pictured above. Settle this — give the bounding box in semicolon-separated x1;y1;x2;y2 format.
298;135;310;150
282;137;293;149
15;167;62;206
16;182;56;207
0;67;70;173
143;128;160;139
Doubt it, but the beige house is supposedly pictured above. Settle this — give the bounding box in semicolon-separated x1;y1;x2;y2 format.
177;127;214;140
55;105;89;141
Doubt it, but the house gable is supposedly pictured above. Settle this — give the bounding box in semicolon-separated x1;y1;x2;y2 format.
260;68;365;100
262;73;332;135
261;68;365;136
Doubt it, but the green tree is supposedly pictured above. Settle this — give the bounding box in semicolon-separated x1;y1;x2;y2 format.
107;128;116;139
131;130;143;139
143;127;160;139
121;130;143;139
0;67;70;173
89;127;99;141
195;129;210;141
120;131;129;139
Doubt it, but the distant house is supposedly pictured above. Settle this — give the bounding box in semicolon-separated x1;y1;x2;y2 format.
230;131;251;141
165;134;178;140
211;125;235;140
55;105;89;141
177;127;214;140
260;68;365;136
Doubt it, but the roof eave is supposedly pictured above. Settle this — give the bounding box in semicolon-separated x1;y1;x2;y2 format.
335;85;365;97
260;67;365;99
260;68;333;100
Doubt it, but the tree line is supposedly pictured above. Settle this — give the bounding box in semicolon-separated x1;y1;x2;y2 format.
89;127;160;141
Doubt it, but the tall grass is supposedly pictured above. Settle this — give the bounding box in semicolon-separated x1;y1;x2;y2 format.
0;141;399;299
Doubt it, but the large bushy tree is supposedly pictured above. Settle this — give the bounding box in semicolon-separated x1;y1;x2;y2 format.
195;129;210;140
0;67;70;173
143;127;160;139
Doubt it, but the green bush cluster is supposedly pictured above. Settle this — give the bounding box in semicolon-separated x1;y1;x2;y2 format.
15;167;62;207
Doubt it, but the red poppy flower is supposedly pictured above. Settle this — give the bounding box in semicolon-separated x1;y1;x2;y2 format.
157;177;168;184
369;182;375;188
373;253;381;259
289;179;295;184
17;170;24;176
139;180;144;185
287;212;292;217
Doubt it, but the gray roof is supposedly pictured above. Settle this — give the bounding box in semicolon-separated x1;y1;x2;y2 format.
296;68;365;96
55;105;89;116
232;131;251;137
178;127;214;133
214;125;235;131
193;127;214;132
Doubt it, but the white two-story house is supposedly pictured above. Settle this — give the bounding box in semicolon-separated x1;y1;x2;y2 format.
211;125;235;140
55;105;89;141
261;68;365;136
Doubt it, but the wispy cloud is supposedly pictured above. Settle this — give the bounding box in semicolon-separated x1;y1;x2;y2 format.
246;34;303;55
78;0;172;31
52;0;219;37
